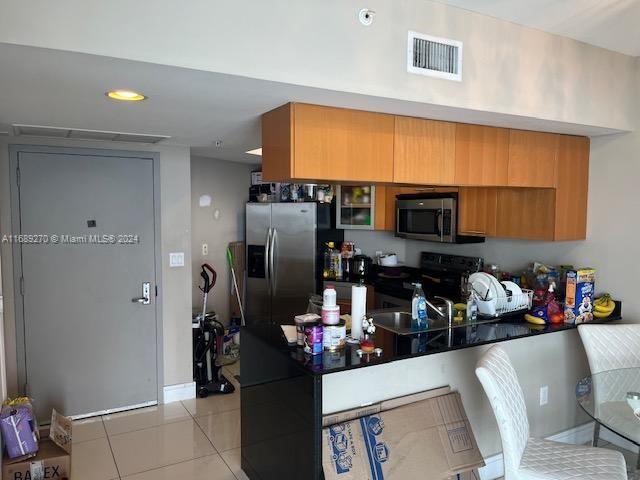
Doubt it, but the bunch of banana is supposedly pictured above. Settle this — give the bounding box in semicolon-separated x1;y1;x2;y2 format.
524;313;546;325
594;294;616;318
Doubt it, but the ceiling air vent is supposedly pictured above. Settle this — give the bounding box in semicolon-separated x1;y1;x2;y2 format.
12;124;170;144
407;31;462;81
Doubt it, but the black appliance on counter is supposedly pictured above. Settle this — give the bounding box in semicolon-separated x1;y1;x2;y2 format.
373;252;483;308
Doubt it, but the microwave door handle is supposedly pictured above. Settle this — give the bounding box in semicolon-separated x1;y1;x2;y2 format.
436;209;444;240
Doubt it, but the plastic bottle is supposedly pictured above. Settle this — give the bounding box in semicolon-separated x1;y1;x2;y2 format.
323;242;334;279
411;283;428;326
322;285;340;325
466;291;478;325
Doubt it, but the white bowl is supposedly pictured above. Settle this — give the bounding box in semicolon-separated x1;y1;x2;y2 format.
379;253;398;266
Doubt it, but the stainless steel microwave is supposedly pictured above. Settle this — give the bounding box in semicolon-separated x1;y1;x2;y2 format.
395;193;485;243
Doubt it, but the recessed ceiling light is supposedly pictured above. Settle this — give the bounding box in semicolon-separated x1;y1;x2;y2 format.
246;147;262;156
105;90;147;102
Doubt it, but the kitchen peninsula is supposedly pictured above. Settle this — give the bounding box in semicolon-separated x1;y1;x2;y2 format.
240;306;622;480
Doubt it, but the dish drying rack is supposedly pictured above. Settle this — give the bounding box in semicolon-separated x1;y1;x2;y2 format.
476;289;533;318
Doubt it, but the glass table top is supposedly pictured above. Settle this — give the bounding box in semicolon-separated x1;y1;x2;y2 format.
576;367;640;446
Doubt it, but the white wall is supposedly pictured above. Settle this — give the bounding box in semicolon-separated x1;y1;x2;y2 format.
0;0;636;132
0;138;193;394
191;156;253;324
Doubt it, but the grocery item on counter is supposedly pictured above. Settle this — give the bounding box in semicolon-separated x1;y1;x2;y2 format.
545;284;564;324
350;282;367;340
323;321;346;351
525;312;546;325
564;268;596;324
295;313;321;347
321;285;341;325
304;323;324;355
360;317;376;353
593;294;616;319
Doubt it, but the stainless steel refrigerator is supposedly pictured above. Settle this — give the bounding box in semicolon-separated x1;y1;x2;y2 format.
245;202;342;325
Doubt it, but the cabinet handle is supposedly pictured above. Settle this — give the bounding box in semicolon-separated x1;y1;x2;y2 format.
461;230;486;235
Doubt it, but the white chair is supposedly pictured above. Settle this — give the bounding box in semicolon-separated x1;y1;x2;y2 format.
476;345;627;480
578;324;640;375
578;324;640;446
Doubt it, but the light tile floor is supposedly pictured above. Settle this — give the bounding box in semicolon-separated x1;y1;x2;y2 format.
71;364;247;480
72;359;638;480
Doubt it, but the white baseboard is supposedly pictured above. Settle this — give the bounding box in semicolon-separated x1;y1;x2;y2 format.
478;421;636;480
163;382;196;403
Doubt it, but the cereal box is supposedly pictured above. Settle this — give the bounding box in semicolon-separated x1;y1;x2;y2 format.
564;268;595;324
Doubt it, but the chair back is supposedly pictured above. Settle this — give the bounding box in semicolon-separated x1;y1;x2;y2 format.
476;345;529;477
578;324;640;374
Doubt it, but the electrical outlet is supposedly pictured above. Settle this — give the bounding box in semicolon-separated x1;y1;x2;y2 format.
202;243;208;256
539;385;549;406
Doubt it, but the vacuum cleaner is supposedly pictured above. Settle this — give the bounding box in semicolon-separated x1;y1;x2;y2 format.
192;263;235;398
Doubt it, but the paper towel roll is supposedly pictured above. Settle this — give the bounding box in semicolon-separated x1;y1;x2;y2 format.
350;284;367;340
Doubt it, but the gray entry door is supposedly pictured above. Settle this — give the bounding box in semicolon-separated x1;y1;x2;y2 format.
15;149;158;419
270;203;316;325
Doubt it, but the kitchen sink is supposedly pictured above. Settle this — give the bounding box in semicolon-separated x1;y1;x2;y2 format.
369;310;432;335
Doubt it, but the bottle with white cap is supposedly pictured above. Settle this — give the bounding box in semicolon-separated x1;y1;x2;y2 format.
322;285;340;325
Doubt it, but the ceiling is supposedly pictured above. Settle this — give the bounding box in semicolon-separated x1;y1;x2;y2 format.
0;44;624;163
434;0;640;57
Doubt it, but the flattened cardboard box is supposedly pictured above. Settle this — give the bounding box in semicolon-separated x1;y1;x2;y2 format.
4;410;72;480
322;391;484;480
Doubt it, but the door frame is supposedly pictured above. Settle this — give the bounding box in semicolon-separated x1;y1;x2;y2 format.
9;144;164;412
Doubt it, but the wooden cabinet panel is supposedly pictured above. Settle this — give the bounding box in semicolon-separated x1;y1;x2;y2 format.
262;103;294;182
458;187;498;236
394;117;456;185
455;124;509;186
293;104;394;182
496;188;556;240
508;130;559;187
554;135;589;240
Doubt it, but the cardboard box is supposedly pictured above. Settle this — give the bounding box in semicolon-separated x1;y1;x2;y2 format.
3;410;72;480
564;268;596;324
322;390;484;480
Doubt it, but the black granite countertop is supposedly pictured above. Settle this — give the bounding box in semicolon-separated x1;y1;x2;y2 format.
243;312;622;377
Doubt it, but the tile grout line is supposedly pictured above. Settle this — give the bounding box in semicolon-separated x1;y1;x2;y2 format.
101;416;123;480
105;414;194;439
219;450;243;480
117;453;221;479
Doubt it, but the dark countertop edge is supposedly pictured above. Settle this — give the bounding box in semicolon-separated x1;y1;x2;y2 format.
243;316;623;377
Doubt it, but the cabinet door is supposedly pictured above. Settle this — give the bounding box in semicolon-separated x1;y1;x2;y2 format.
554;135;589;240
508;130;559;187
495;188;555;240
293;104;394;182
455;124;509;186
458;188;498;237
393;117;456;185
336;185;375;230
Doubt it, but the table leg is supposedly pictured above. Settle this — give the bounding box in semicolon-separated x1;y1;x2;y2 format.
592;422;600;447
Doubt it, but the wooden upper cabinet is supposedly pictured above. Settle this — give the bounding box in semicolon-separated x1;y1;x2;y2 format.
262;103;394;183
393;117;456;185
454;124;509;186
294;104;394;182
508;130;559;187
554;135;589;241
495;188;556;241
458;187;498;237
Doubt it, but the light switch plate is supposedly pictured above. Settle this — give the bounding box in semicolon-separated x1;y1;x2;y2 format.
539;385;549;406
169;252;185;267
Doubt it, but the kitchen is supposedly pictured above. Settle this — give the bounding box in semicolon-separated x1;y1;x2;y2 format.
239;102;628;479
1;1;639;479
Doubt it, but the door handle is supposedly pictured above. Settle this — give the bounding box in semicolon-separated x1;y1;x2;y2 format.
265;228;272;295
270;228;277;297
132;282;151;305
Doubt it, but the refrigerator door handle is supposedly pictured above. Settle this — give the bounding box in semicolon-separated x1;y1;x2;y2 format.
270;228;278;297
265;227;272;295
